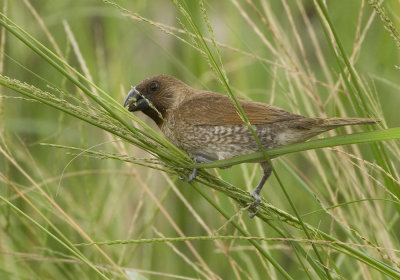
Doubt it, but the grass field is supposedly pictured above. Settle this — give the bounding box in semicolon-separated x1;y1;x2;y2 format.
1;1;400;279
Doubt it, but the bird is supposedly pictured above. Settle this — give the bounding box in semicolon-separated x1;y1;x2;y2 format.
124;74;378;215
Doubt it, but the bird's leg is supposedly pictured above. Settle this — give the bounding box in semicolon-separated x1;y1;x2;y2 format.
184;168;198;183
248;162;272;218
182;155;212;183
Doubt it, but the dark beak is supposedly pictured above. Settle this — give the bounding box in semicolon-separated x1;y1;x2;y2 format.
123;88;151;112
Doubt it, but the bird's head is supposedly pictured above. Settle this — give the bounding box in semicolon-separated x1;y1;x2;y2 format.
124;74;190;125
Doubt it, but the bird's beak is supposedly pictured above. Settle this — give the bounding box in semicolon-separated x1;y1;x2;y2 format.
123;87;150;112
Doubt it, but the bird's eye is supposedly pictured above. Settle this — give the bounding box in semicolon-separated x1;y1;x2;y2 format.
149;81;160;93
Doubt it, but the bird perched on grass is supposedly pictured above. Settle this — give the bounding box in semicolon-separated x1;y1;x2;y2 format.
124;74;378;214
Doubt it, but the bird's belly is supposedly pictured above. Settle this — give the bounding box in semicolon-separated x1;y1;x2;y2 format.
163;123;292;161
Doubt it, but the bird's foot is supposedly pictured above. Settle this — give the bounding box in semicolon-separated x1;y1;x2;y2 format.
246;164;272;218
179;154;212;182
247;191;261;218
179;168;198;183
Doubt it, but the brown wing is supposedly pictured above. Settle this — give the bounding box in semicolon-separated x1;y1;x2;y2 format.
175;91;303;125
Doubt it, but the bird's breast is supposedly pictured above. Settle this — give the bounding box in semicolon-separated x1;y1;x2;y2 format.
161;117;300;160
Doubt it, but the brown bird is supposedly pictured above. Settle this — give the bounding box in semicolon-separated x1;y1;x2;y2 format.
124;74;378;212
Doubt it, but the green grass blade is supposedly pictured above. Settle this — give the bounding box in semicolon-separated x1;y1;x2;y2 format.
193;128;400;168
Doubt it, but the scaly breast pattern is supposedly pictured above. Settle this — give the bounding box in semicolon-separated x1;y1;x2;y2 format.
161;115;297;161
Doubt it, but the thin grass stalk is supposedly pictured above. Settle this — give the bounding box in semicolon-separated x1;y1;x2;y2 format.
257;214;400;279
0;145;131;279
0;175;111;280
40;143;167;172
369;0;400;50
193;128;400;169
192;184;294;280
314;0;399;201
0;14;186;163
173;4;331;275
1;4;398;278
193;172;400;278
2;59;400;278
0;77;146;151
3;75;400;278
271;168;333;280
72;234;400;251
172;0;266;153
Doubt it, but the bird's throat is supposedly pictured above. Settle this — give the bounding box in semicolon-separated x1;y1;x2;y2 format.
142;107;166;126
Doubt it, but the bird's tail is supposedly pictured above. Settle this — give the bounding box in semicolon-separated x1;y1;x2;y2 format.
281;117;380;145
321;117;380;128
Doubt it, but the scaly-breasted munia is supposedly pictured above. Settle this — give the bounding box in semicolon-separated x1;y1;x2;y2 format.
124;74;378;211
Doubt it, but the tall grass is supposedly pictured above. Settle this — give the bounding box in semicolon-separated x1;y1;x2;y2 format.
0;0;400;279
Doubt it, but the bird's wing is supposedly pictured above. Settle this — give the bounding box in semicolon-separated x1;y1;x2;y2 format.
175;91;303;125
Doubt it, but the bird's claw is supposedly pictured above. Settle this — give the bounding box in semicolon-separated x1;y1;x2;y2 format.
251;191;262;207
238;192;262;218
247;192;261;218
248;210;259;218
179;168;198;183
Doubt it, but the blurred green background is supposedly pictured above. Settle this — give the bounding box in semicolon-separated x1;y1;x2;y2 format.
1;0;400;279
